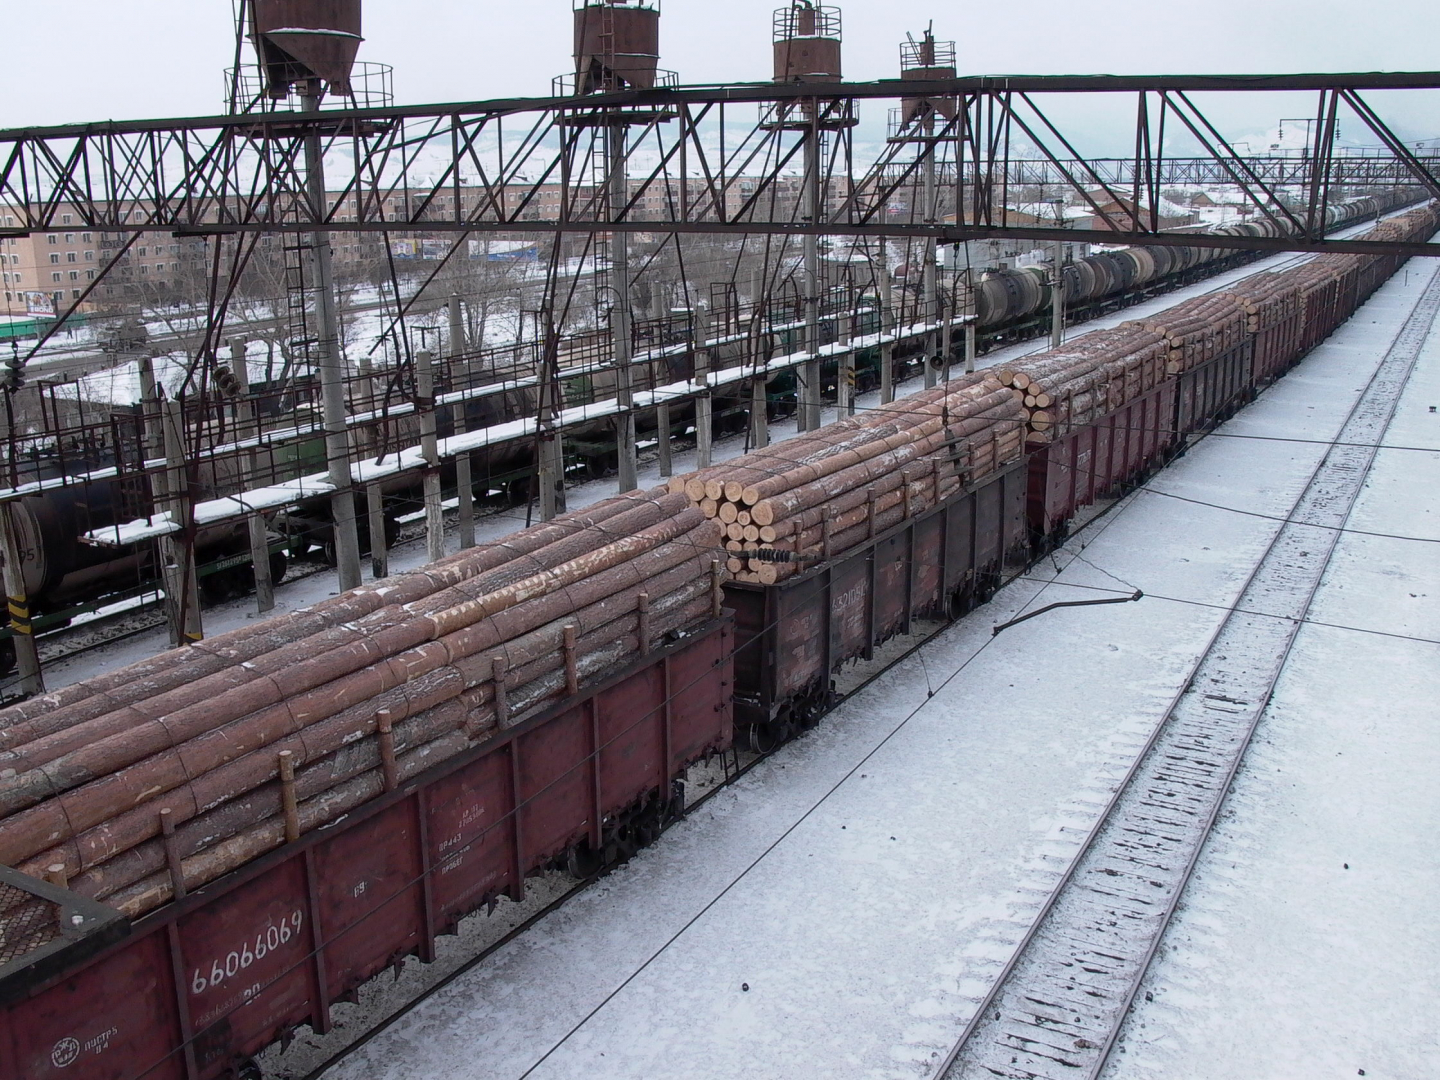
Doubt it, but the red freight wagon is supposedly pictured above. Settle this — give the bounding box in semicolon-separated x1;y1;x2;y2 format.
726;461;1028;741
0;620;733;1080
1026;377;1180;544
1251;306;1305;387
1174;339;1256;436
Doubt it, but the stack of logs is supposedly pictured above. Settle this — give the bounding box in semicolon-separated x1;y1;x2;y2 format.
1121;295;1248;373
0;490;725;919
993;327;1170;441
1219;271;1301;332
668;373;1026;584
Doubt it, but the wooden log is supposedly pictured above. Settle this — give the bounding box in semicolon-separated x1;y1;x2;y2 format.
0;489;678;756
25;572;718;887
0;516;719;865
739;384;1016;506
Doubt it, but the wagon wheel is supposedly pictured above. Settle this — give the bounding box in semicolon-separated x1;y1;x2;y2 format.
566;841;603;879
747;718;793;754
664;779;687;823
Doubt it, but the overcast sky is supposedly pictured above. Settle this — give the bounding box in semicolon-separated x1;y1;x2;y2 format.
2;0;1436;147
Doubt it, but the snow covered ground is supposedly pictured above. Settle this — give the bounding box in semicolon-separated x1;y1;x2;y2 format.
1103;278;1440;1080
293;255;1440;1074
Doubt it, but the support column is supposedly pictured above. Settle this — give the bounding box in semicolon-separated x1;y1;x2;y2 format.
837;311;854;416
159;398;202;646
1050;239;1066;349
694;305;713;469
799;117;823;432
940;298;954;384
417;349;444;564
608;121;638;494
878;238;895;404
656;401;673;477
449;295;474;549
922;111;940;390
537;311;565;522
0;501;43;695
230;338;273;612
366;484;388;579
750;377;769;449
303;85;362;592
964;268;978;374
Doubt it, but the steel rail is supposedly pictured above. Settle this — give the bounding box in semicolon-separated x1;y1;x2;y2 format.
934;261;1440;1080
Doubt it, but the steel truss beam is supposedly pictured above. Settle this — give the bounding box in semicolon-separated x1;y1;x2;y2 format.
2;74;1438;261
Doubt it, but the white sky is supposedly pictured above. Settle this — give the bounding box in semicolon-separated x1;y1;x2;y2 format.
1;0;1437;149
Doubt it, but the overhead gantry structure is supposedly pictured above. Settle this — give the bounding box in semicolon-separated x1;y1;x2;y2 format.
3;72;1440;258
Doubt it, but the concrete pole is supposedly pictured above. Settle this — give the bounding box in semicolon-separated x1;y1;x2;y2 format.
799;120;823;432
656;402;673;477
537;315;565;521
448;295;474;549
694;305;713;469
160;398;203;646
0;501;43;695
963;267;978;374
229;338;273;613
366;484;388;579
837;311;854;416
302;86;362;592
922;111;940;390
417;349;445;564
608;121;638;494
0;401;43;694
750;375;769;449
878;238;895;404
940;298;954;384
1051;239;1066;350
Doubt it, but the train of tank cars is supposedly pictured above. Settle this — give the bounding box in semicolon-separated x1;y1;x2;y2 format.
0;201;1433;1080
0;190;1416;681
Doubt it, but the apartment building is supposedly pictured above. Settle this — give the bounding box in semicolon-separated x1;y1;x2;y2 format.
0;207;102;317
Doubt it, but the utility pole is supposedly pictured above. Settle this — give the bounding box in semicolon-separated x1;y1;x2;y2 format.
449;295;475;548
159;396;203;646
0;396;43;694
1050;238;1066;349
749;322;770;449
416;350;445;563
229;338;274;612
922;109;940;389
694;305;713;469
837;309;854;415
608;121;638;494
799;109;823;432
537;306;565;521
878;238;895;404
302;83;362;591
0;501;43;696
964;267;977;374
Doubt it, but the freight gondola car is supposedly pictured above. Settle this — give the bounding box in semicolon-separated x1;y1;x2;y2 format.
0;618;733;1080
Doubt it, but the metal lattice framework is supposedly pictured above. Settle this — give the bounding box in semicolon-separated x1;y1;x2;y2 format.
3;73;1440;260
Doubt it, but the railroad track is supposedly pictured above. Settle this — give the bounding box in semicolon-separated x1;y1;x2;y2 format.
935;263;1440;1080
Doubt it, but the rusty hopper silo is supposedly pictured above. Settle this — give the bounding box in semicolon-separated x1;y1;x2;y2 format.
574;0;662;94
773;2;842;83
900;28;957;124
251;0;363;99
